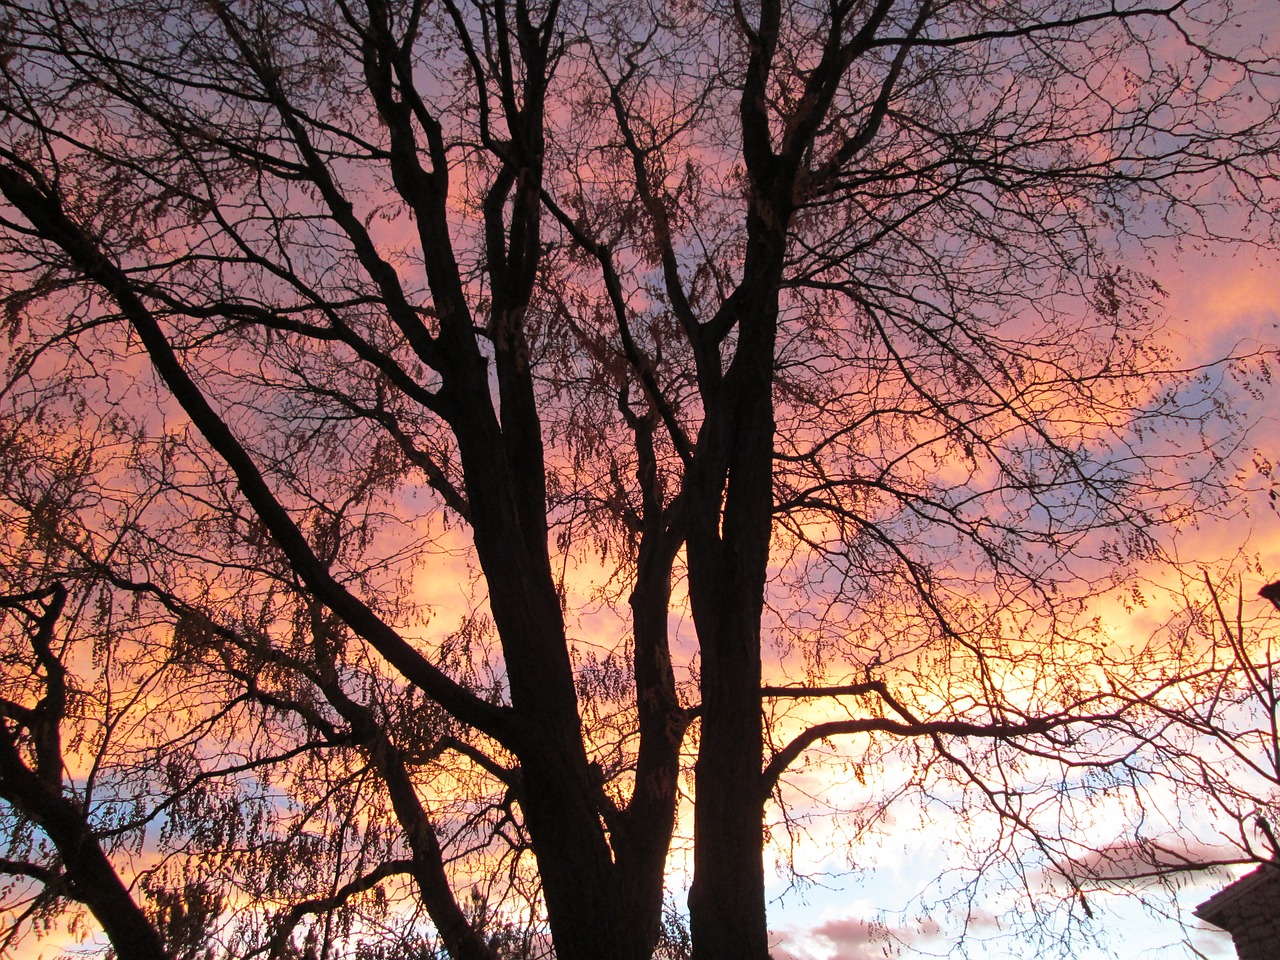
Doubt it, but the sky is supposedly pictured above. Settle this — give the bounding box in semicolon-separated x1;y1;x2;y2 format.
758;242;1280;960
3;4;1280;959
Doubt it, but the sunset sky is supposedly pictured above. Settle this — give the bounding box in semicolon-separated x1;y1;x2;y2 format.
2;2;1280;958
761;241;1280;960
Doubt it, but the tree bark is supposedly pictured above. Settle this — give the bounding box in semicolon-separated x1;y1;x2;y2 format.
686;285;782;960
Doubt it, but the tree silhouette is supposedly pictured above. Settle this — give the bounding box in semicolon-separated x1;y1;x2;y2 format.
0;0;1276;958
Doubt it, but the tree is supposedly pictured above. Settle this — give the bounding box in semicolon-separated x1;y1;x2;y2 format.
0;0;1276;958
1141;573;1280;871
0;398;537;960
0;416;218;960
0;582;169;960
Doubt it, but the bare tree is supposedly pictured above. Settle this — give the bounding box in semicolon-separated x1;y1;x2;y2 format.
1147;573;1280;869
0;0;1276;958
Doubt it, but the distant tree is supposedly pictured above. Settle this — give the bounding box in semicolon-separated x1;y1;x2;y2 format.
0;0;1276;958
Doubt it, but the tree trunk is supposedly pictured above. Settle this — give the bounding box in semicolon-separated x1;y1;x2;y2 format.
687;607;769;960
686;333;778;960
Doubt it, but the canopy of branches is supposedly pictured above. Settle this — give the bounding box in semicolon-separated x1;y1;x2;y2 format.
0;0;1277;958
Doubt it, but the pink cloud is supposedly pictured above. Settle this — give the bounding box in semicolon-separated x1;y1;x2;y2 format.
772;914;945;960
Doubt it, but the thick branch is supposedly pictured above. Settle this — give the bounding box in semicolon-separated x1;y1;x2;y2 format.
761;713;1085;797
0;161;521;751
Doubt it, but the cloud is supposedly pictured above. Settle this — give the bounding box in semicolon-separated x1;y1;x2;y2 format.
812;917;887;960
772;914;944;960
